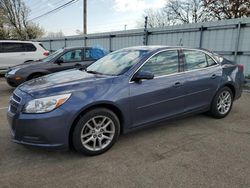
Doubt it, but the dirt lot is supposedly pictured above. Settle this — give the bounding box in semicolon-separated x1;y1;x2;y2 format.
0;77;250;188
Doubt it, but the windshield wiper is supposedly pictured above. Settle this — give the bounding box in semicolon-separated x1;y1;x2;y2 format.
85;69;116;76
85;69;101;75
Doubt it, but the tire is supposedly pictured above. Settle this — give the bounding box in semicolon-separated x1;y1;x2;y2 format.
24;60;33;63
72;108;120;155
210;86;233;119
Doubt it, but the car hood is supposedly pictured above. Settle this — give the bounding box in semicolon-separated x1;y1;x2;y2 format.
18;69;115;96
9;60;48;70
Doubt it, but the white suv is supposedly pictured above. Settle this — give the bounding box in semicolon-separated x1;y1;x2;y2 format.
0;40;49;73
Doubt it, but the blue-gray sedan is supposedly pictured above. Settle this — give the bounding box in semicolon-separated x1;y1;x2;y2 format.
7;46;245;155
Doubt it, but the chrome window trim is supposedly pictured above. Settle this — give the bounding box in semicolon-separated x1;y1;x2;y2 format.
129;48;220;83
129;48;180;83
181;48;219;68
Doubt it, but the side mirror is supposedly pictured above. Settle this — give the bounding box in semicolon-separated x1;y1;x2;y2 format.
55;58;64;65
132;71;154;82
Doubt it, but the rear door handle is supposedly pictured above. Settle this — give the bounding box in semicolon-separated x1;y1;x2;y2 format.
211;74;217;79
174;82;183;87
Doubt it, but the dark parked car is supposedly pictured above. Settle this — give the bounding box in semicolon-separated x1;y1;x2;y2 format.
7;46;245;155
5;47;106;87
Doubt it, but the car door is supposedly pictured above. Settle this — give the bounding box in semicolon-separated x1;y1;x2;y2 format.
129;50;187;127
50;49;84;72
0;42;27;68
82;48;96;68
181;49;222;112
21;43;38;62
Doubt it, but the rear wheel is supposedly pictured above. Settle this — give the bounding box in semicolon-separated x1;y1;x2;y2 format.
72;108;120;155
210;86;233;118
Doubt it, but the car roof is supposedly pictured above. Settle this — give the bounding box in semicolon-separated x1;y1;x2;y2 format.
0;40;40;43
121;45;212;53
63;46;87;50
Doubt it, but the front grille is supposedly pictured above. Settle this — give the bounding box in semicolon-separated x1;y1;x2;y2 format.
9;92;21;114
12;93;21;103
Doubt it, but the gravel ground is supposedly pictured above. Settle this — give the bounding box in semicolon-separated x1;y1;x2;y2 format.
0;78;250;188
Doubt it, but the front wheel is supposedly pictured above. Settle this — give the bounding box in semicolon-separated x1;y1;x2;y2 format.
210;86;233;119
72;108;120;155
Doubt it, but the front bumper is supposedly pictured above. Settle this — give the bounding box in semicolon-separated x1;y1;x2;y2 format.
7;108;71;149
7;89;73;149
5;74;25;87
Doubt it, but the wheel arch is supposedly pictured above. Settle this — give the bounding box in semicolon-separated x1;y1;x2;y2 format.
26;71;49;80
222;83;236;99
68;102;125;149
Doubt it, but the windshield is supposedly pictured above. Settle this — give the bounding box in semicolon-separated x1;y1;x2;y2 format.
86;50;148;75
41;49;64;62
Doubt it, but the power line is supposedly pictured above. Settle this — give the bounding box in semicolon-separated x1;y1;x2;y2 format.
29;0;66;18
28;0;79;22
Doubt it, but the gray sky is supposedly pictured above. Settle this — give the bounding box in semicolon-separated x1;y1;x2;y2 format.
25;0;165;36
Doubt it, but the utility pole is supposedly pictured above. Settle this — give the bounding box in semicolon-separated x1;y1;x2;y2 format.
143;16;148;45
83;0;87;34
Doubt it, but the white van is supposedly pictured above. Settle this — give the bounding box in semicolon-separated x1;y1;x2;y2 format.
0;40;49;73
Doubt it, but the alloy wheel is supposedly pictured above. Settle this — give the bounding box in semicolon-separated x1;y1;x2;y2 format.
80;115;115;151
217;90;232;115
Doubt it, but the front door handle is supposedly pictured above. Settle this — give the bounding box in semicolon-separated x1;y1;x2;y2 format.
211;74;217;79
174;82;183;87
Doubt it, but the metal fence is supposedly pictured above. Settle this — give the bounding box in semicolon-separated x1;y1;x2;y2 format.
39;17;250;75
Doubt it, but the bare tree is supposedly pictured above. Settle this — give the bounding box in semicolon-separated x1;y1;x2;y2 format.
45;31;64;38
138;0;210;28
137;9;171;28
0;7;10;39
0;0;44;39
203;0;250;20
165;0;209;24
75;29;84;35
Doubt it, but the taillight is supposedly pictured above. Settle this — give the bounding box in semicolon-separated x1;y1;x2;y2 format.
43;51;49;56
238;64;244;72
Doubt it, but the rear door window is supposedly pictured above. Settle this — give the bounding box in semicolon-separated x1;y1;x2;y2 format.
84;48;95;60
183;50;217;71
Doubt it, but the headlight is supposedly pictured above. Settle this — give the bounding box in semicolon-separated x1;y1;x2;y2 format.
24;94;71;113
8;68;20;75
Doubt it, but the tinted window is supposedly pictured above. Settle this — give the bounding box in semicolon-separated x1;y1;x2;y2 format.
184;50;217;71
140;50;179;77
0;43;2;53
23;43;36;52
60;49;82;62
2;42;25;53
0;42;37;53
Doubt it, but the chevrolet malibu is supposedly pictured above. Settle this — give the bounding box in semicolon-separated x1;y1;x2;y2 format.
7;46;245;155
